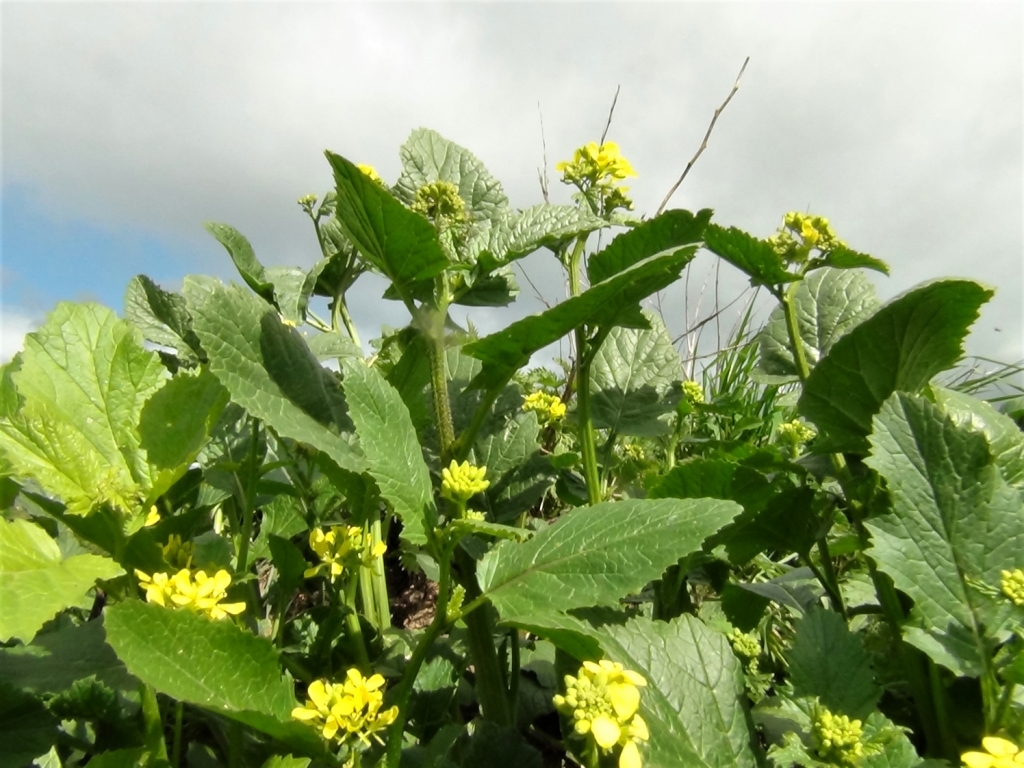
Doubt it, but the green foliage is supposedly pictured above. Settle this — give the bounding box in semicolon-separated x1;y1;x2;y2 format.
1;123;1016;768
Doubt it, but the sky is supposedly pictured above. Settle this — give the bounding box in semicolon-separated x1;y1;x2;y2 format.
2;2;1022;380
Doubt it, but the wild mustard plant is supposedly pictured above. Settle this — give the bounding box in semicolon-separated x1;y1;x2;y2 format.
811;706;865;766
522;390;567;423
304;526;387;581
962;737;1024;768
1001;569;1024;607
291;669;399;756
134;568;245;620
161;533;194;569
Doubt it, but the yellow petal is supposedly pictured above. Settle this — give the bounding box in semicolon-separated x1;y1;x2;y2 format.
986;740;1021;759
219;601;246;615
620;740;642;768
591;715;621;749
608;682;641;719
629;714;649;742
308;680;331;709
291;706;317;721
963;753;997;768
621;670;647;687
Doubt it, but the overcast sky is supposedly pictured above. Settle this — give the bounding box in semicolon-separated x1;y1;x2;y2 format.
2;2;1021;379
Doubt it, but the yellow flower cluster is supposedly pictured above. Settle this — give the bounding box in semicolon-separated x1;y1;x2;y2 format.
727;628;761;661
553;660;649;768
963;737;1024;768
1001;570;1024;607
441;460;490;503
778;420;817;445
305;526;387;581
144;506;162;527
682;380;705;404
768;212;846;264
291;670;398;749
161;534;194;569
523;390;567;423
135;568;245;621
811;707;864;766
411;180;468;225
556;141;638;213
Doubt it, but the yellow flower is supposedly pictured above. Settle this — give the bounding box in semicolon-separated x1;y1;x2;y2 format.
144;506;161;527
778;420;816;445
410;180;467;225
465;510;486;522
304;526;386;581
727;628;761;660
772;212;846;264
291;670;399;749
441;460;489;503
553;659;648;768
555;140;637;213
1001;570;1024;607
523;390;567;423
135;568;245;621
962;737;1024;768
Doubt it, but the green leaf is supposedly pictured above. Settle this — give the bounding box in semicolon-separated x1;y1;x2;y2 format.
139;369;229;486
305;333;361;363
0;303;169;514
475;410;556;523
394;128;509;222
799;279;993;453
477;498;741;625
125;275;205;363
590;310;682;436
264;266;318;327
864;392;1024;675
464;248;699;391
759;268;880;377
104;601;321;753
813;246;891;276
327;151;449;289
586;615;758;768
462;721;543;768
0;518;123;643
205;222;274;300
82;749;148;768
340;358;436;547
933;387;1024;490
703;224;798;287
0;680;58;768
788;607;880;719
184;277;364;473
587;208;712;285
0;616;136;695
472;205;608;266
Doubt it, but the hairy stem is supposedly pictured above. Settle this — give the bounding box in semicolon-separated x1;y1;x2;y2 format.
567;235;601;505
343;575;370;666
171;701;184;768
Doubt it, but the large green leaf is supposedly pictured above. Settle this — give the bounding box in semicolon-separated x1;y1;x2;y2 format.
124;275;205;363
184;277;364;473
759;268;879;377
477;498;740;625
703;224;798;287
799;280;993;453
586;615;758;768
812;246;890;276
590;310;682;436
933;387;1024;490
339;358;436;547
475;410;556;523
327;151;449;290
0;518;123;643
139;369;229;484
0;680;58;768
104;601;321;753
464;248;699;391
864;392;1024;675
394;127;509;222
471;205;608;267
0;303;168;514
788;607;880;719
0;616;136;695
587;208;712;285
264;265;321;327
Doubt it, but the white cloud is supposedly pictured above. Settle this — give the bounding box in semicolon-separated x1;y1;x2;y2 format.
0;308;38;364
2;2;1021;365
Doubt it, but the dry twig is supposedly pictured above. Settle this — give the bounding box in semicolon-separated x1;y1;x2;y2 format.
599;84;621;145
537;102;550;204
656;57;750;216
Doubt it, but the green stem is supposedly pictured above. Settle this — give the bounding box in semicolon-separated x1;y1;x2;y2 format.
140;684;169;762
343;575;370;666
929;660;958;759
508;627;521;718
227;720;243;768
815;537;847;619
781;280;812;382
171;701;184;768
454;386;502;462
334;292;361;348
566;235;601;506
234;418;261;576
371;519;391;631
993;682;1016;732
385;554;452;768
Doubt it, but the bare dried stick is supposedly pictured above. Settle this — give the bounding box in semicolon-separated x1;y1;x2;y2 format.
514;262;552;310
599;84;621;146
537;102;551;204
656;56;750;216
